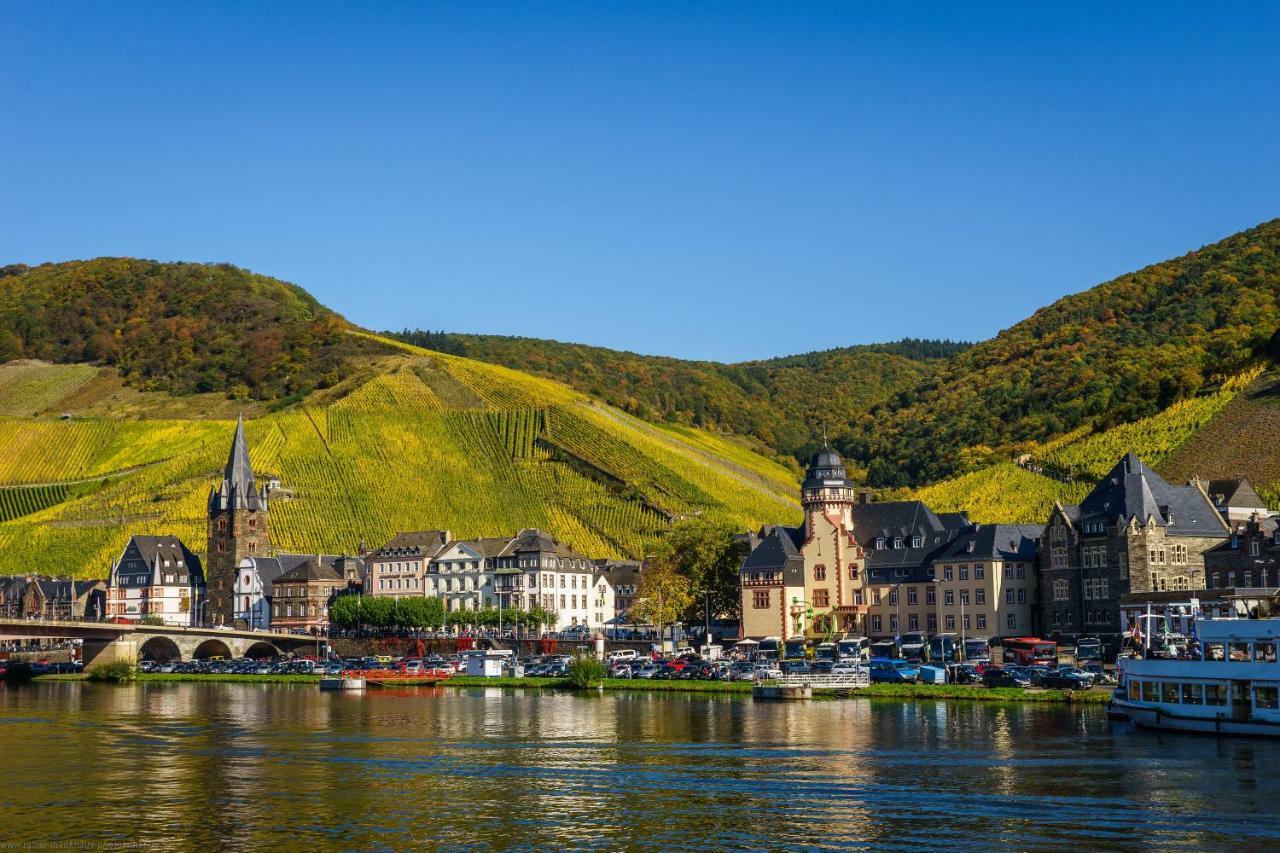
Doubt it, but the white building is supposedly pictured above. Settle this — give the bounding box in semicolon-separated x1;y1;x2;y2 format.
106;535;206;627
429;538;507;612
494;529;595;630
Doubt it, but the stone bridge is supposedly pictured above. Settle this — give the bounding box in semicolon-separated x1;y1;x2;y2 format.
0;619;318;667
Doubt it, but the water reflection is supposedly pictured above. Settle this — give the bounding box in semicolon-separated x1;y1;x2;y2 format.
2;683;1280;850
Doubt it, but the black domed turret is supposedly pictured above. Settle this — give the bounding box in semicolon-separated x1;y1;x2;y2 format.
803;445;851;491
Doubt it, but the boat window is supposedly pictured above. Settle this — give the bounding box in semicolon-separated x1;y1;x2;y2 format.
1181;683;1203;705
1204;684;1229;706
1255;686;1279;710
1161;682;1180;704
1142;681;1159;702
1128;679;1142;701
1255;641;1277;663
1205;642;1225;661
1229;641;1251;662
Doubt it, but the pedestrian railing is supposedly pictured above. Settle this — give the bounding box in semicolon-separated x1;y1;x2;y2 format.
769;672;871;689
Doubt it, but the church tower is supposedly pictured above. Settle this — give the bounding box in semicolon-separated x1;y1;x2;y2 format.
801;444;854;541
206;414;269;626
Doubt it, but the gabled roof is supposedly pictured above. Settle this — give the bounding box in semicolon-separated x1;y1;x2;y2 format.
116;536;204;581
444;537;512;560
853;501;970;583
276;558;344;584
937;523;1043;563
372;531;450;559
1207;478;1267;510
1071;453;1227;536
740;524;805;575
501;528;588;561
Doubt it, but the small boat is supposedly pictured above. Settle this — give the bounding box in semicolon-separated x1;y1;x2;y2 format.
1111;617;1280;736
320;676;366;691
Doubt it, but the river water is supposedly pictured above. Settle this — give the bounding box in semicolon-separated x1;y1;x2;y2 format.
1;683;1278;851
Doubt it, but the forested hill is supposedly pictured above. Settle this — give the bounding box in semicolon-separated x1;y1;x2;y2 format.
0;259;393;403
385;331;969;464
847;217;1280;487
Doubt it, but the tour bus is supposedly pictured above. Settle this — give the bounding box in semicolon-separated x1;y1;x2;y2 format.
1003;637;1058;667
784;637;809;660
837;637;870;662
899;632;930;663
930;634;959;663
1074;636;1102;662
964;637;992;663
815;642;838;662
757;636;781;660
870;639;900;660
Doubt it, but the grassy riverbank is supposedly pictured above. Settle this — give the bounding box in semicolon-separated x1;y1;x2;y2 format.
32;673;1111;703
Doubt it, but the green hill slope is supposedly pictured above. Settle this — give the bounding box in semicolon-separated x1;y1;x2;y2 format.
848;218;1280;487
0;345;801;577
0;259;391;402
388;331;965;463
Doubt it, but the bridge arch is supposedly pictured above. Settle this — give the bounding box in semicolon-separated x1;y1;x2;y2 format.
192;639;233;660
243;641;281;660
139;636;182;663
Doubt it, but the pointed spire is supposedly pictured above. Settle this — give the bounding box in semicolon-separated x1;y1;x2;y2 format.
217;413;265;511
225;413;256;491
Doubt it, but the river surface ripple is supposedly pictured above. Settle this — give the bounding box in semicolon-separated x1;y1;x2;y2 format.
1;683;1278;851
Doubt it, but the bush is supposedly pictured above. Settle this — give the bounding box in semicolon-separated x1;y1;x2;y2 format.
86;661;137;683
566;654;606;689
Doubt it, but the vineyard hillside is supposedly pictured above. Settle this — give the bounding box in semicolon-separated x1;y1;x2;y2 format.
915;369;1280;523
0;343;802;578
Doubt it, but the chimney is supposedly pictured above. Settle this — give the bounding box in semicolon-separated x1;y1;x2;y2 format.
857;490;874;505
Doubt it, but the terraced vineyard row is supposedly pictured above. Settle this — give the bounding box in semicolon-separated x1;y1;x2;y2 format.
0;362;99;416
0;484;71;522
913;462;1090;525
0;345;802;576
1034;386;1241;481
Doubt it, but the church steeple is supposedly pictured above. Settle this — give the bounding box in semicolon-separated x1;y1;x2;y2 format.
210;414;267;513
206;414;270;627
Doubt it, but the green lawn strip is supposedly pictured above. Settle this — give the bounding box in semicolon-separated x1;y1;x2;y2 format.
857;683;1112;703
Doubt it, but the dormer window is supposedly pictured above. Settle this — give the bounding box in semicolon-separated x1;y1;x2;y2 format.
875;537;885;550
911;536;922;548
894;537;903;549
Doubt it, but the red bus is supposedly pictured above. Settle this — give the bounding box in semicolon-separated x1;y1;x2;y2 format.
1002;637;1058;666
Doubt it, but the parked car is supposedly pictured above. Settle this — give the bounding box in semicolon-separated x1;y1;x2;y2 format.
1081;662;1115;684
634;663;658;679
830;662;867;676
1041;668;1094;690
981;667;1030;688
780;658;810;676
869;658;919;684
946;663;979;684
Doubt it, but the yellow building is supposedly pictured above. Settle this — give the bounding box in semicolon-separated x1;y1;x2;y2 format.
739;447;868;641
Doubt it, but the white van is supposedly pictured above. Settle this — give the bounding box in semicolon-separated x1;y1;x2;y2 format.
607;649;637;662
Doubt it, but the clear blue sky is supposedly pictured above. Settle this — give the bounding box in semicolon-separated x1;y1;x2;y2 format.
2;3;1278;361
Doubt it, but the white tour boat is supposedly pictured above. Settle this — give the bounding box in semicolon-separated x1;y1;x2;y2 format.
1113;618;1280;736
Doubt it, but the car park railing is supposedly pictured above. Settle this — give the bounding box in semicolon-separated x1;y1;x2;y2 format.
769;672;871;689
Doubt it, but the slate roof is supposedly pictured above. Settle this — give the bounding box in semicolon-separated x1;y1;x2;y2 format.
740;524;806;582
239;557;290;596
1066;453;1227;536
449;537;512;560
501;528;588;560
937;523;1044;563
372;531;450;560
802;445;853;491
116;536;204;583
210;414;267;512
276;557;344;584
1206;478;1267;511
854;501;971;584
